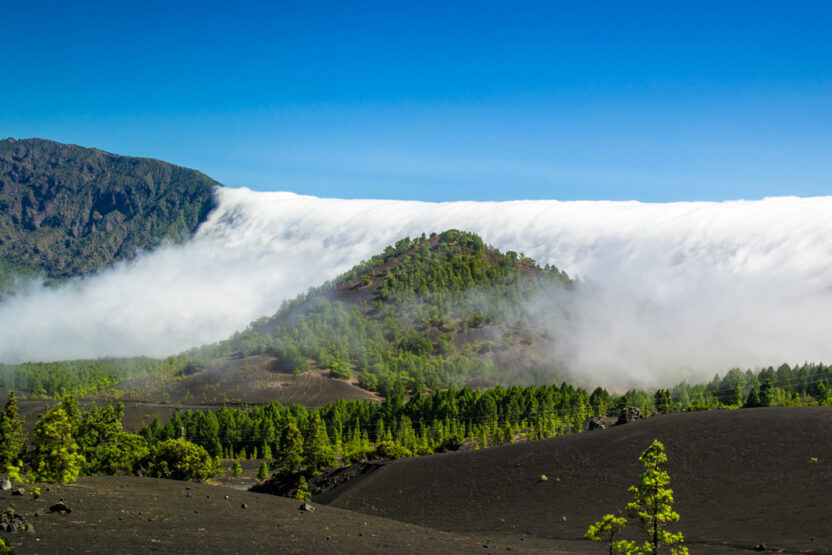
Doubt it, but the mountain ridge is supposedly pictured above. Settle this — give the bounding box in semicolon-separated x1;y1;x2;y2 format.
0;137;220;283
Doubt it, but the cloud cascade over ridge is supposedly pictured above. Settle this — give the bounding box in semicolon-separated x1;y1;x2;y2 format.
3;188;832;387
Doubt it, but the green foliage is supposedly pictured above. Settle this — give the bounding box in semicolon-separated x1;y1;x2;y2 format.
30;403;85;483
232;460;243;477
276;422;305;474
625;440;688;554
0;535;11;555
587;440;687;554
304;413;336;472
0;357;176;398
0;392;25;471
585;514;635;554
0;138;219;281
147;438;215;481
91;432;149;475
652;390;673;414
294;475;311;502
373;441;412;460
257;461;269;480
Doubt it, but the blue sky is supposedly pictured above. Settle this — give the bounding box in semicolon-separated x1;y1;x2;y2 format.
2;1;830;201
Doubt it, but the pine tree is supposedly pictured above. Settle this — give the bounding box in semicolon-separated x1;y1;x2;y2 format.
257;461;269;480
0;392;25;471
585;514;635;555
653;390;673;414
294;475;311;502
759;378;776;407
31;404;85;484
304;413;336;472
744;387;762;408
816;379;829;404
626;439;688;554
276;422;305;473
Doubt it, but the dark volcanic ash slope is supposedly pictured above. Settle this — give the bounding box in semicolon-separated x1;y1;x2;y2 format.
2;475;562;554
316;407;832;553
0;138;219;280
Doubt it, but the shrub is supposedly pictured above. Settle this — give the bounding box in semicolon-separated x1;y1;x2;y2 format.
147;439;214;481
30;404;85;484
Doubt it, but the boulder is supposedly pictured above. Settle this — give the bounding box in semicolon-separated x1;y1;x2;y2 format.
299;502;315;512
49;501;71;514
616;407;643;425
0;478;11;491
582;415;617;432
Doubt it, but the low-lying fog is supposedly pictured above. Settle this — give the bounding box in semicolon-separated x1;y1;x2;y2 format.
3;188;832;388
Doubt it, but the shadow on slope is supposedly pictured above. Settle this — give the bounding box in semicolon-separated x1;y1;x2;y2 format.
316;407;832;553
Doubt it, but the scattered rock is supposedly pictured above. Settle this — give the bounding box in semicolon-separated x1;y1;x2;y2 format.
538;474;548;482
616;407;643;425
754;544;767;552
11;488;24;496
49;501;71;514
0;478;10;491
1;507;32;533
299;502;315;512
241;503;248;509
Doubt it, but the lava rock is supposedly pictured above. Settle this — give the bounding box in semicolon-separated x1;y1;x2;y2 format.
0;478;10;491
49;501;71;514
299;502;315;512
616;407;643;425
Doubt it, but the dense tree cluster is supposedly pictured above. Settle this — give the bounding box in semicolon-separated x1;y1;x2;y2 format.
0;357;828;489
0;356;201;398
0;394;214;484
668;362;832;410
139;383;595;475
135;361;832;482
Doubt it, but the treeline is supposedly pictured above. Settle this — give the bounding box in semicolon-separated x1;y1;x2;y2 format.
0;356;195;398
1;362;829;487
138;362;832;476
665;362;832;411
192;230;574;396
140;383;595;470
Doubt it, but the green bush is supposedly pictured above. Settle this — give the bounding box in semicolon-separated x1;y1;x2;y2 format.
30;404;85;484
147;439;215;481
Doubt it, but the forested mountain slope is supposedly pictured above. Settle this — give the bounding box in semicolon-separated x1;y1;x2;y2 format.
201;230;575;396
0;138;220;282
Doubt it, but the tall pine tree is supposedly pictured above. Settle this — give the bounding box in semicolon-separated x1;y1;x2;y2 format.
0;392;25;471
626;439;688;554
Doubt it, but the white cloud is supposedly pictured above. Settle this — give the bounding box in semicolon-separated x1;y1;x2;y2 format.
3;188;832;388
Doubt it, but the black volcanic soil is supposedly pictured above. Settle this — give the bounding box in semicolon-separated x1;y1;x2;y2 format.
2;407;830;553
1;476;563;554
316;407;832;554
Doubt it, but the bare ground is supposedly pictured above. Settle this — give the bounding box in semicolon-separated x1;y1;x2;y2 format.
2;407;830;553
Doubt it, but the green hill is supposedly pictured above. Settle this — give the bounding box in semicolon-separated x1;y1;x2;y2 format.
0;138;220;286
206;230;575;396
